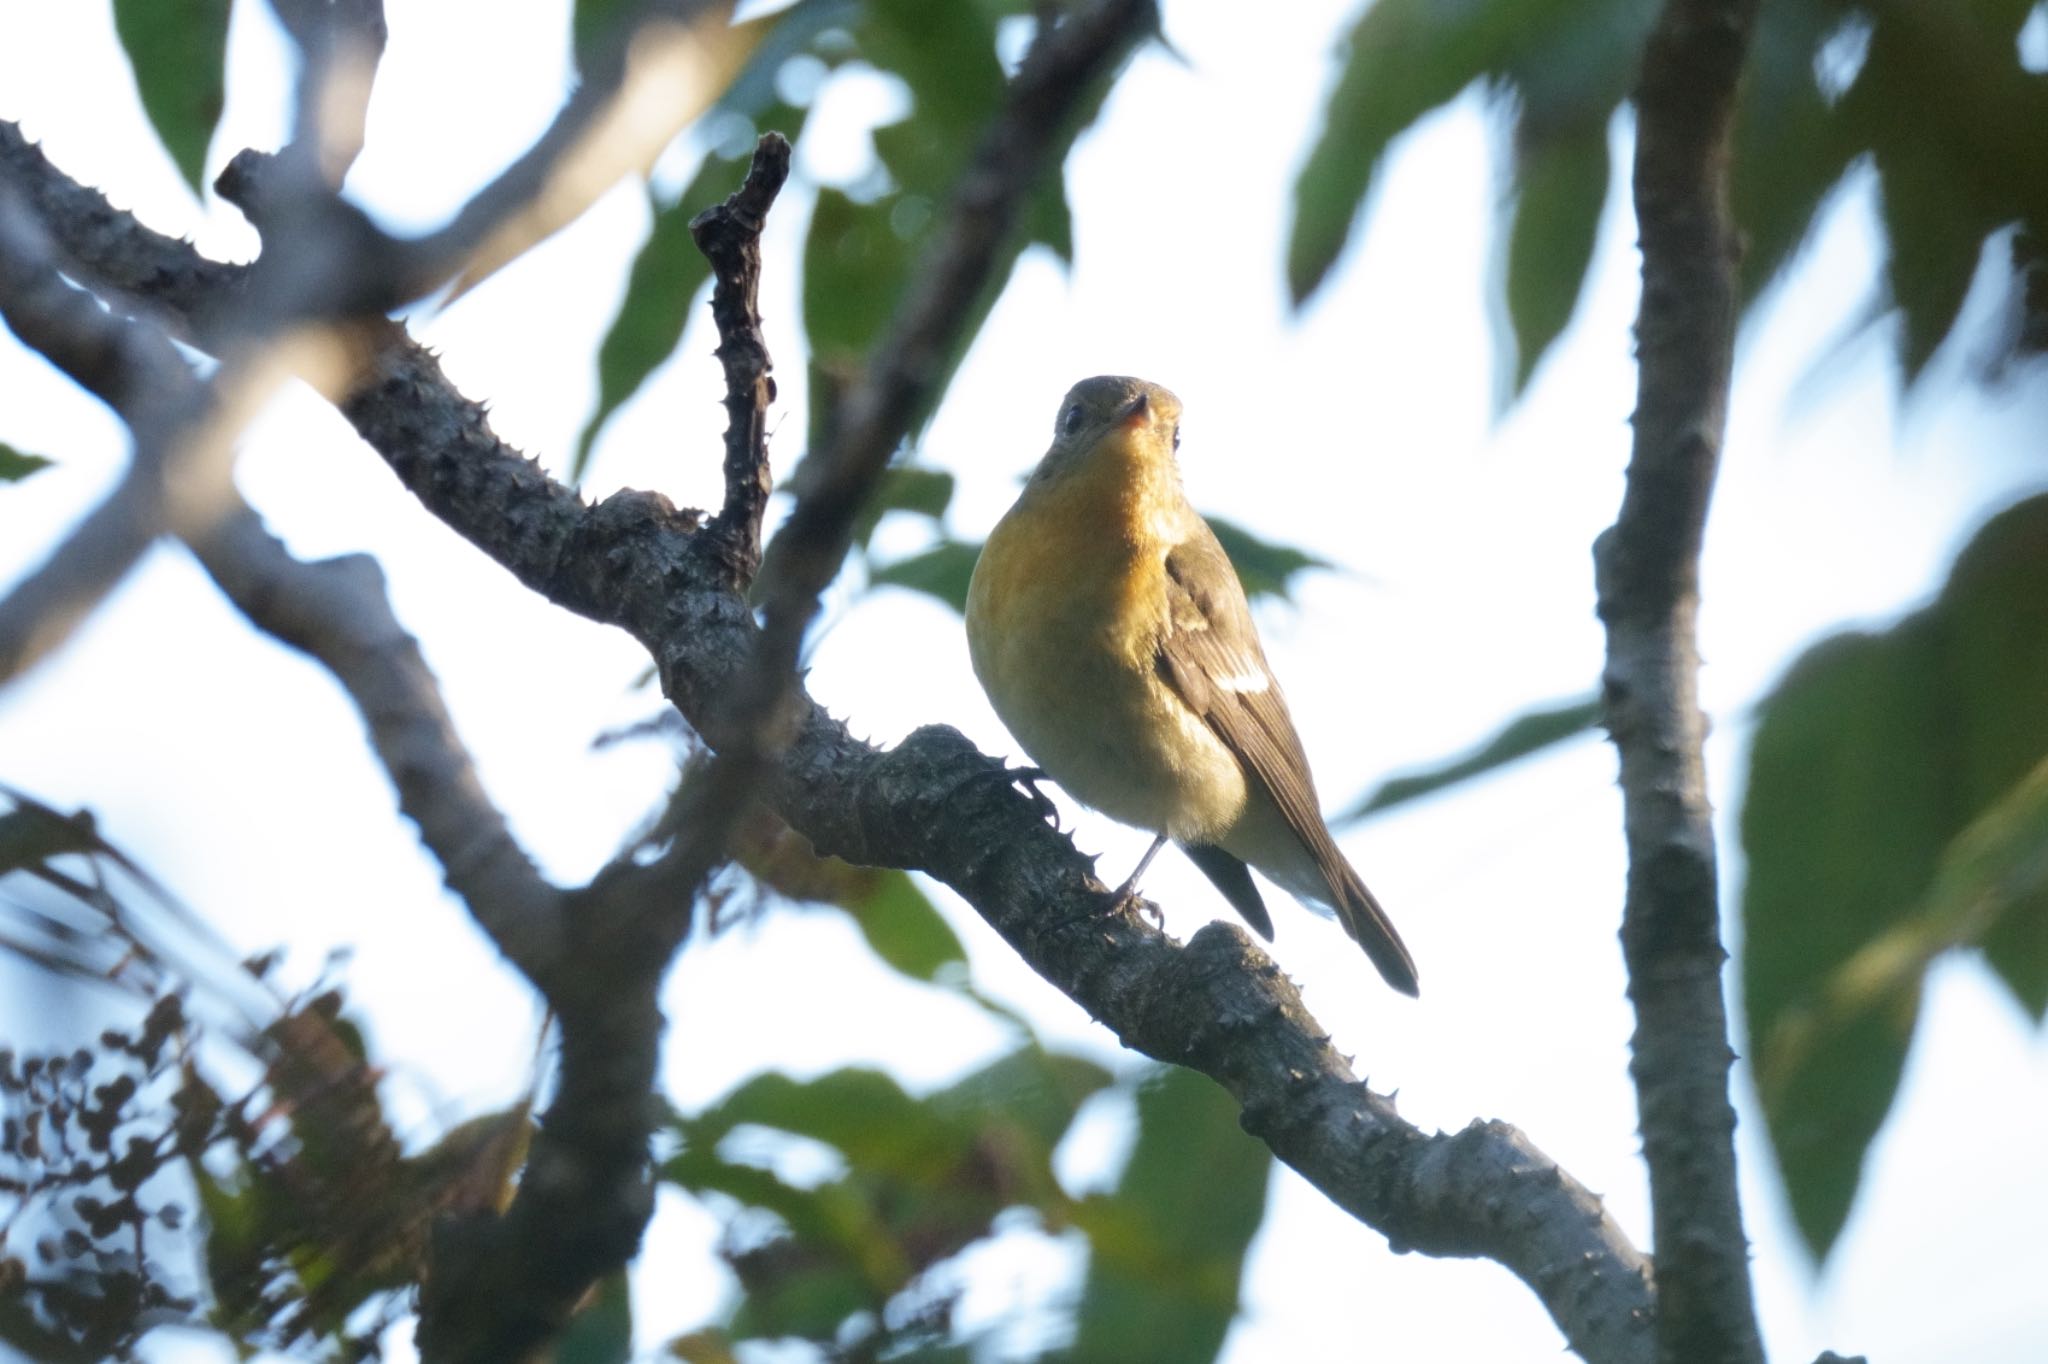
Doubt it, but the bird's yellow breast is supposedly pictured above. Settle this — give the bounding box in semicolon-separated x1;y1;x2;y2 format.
965;441;1246;838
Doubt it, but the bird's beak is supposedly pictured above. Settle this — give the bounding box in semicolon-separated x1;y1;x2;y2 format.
1118;392;1151;428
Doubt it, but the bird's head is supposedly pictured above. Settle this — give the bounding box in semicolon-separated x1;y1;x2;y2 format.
1030;375;1183;486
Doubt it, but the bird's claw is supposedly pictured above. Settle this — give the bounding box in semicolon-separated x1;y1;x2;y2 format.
1112;878;1166;929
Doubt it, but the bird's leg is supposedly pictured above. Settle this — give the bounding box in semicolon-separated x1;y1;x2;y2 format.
1113;833;1169;926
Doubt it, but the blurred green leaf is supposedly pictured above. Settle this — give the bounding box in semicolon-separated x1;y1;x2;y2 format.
804;182;911;358
112;0;228;193
928;1044;1115;1186
1838;4;2048;381
1066;1067;1268;1364
1501;113;1608;395
1341;693;1602;822
1928;497;2048;1013
0;443;53;482
1743;626;1942;1263
571;0;635;71
869;539;983;614
1288;0;1594;306
1730;0;1856;305
672;1068;944;1183
1865;104;1991;383
803;0;1133;454
553;1271;634;1364
733;808;967;981
852;465;956;548
666;1044;1111;1352
848;869;968;983
666;1328;741;1364
1205;516;1330;603
0;797;103;874
1742;494;2048;1261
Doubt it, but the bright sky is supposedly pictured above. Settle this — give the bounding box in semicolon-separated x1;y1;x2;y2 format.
2;2;2046;1361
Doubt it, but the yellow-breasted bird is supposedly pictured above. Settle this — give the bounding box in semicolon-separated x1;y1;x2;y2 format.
965;376;1419;996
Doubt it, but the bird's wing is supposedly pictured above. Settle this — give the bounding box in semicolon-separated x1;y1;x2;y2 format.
1155;529;1419;994
1154;530;1326;850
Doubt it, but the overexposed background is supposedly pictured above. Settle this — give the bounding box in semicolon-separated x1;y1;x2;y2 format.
2;1;2045;1359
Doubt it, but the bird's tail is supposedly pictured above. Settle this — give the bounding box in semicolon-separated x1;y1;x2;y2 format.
1309;828;1419;996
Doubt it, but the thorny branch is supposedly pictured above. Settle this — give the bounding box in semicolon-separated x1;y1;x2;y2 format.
1597;1;1764;1362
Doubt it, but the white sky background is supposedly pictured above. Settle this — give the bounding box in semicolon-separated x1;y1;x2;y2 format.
2;1;2047;1361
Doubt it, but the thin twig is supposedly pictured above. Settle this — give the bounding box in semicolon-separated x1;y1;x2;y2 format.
1596;1;1764;1362
688;130;789;589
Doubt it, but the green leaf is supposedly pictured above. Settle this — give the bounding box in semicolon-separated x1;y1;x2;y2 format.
1340;694;1602;822
1929;497;2048;1013
672;1069;945;1182
1742;493;2048;1261
1501;113;1608;395
800;0;1130;453
1287;0;1592;306
1066;1067;1268;1364
666;1045;1110;1347
666;1328;740;1364
804;184;911;364
1729;0;1856;305
554;1271;634;1364
112;0;230;194
571;0;637;72
845;869;968;983
1920;757;2048;1009
852;465;956;549
1743;626;1944;1262
868;539;983;614
1841;7;2047;382
731;809;966;981
1203;516;1330;603
0;798;103;874
929;1046;1115;1177
0;442;53;482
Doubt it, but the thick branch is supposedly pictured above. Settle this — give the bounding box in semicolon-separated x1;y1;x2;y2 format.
1596;2;1763;1363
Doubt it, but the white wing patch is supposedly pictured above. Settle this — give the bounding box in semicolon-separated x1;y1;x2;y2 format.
1216;667;1269;693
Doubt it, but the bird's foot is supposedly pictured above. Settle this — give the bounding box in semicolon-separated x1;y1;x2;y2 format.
1111;877;1166;929
1110;833;1170;928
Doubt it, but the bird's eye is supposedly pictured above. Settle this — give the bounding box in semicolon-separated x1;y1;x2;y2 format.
1060;403;1085;435
1171;424;1182;452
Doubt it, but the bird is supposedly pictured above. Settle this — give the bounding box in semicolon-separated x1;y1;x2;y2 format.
964;375;1419;995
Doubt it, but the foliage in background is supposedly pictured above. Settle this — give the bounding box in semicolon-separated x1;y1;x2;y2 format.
1741;493;2048;1260
1291;0;2048;394
48;0;2048;1345
110;0;230;193
0;788;1271;1362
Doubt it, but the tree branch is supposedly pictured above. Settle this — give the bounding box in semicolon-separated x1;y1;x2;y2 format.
2;21;1662;1360
1596;2;1763;1362
687;130;787;589
0;195;233;682
185;499;568;983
